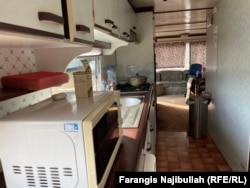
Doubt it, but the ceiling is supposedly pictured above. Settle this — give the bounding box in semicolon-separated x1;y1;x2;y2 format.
129;0;220;43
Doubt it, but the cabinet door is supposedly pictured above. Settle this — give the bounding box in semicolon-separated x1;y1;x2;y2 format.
118;0;128;39
128;4;137;34
0;0;64;38
118;0;136;40
67;0;94;43
110;0;119;35
93;0;113;32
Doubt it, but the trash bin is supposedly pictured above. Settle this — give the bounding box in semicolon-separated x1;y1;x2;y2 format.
187;96;210;138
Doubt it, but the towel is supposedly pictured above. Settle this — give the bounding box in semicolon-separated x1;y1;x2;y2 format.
185;77;194;104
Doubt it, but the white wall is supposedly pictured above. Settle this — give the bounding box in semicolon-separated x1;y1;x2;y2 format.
0;48;52;173
102;53;117;78
116;12;155;83
206;0;250;171
0;48;52;118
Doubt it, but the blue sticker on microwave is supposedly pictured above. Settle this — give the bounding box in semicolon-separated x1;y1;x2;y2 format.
64;123;79;132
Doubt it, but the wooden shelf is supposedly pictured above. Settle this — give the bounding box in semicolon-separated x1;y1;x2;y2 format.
0;88;31;101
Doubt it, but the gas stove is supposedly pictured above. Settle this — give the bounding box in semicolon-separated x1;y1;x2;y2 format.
116;83;151;94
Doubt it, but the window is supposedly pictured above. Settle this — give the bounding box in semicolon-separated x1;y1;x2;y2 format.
51;56;102;94
190;41;206;66
155;42;186;69
155;41;206;70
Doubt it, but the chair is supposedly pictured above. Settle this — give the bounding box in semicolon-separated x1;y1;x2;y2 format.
189;63;202;78
185;63;203;102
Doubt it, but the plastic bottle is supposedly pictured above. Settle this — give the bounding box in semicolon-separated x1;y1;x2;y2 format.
106;65;117;86
101;77;107;91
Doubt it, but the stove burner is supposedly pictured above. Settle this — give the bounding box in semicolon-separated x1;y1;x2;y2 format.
117;83;150;93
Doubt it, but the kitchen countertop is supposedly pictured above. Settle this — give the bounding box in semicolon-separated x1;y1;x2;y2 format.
104;84;154;188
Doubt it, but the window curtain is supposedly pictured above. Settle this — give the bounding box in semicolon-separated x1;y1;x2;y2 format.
190;41;206;66
155;42;185;68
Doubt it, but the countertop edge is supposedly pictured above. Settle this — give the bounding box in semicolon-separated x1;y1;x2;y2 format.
104;85;154;188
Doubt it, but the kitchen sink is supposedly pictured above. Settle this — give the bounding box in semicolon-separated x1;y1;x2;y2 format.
120;97;142;107
120;97;141;107
120;96;145;128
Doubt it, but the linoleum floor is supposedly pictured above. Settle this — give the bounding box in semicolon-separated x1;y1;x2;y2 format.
156;131;231;172
155;95;231;172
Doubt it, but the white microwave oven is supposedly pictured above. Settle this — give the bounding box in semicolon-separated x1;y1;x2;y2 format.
0;91;122;188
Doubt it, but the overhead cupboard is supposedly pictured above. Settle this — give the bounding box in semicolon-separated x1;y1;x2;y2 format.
93;0;136;41
0;0;65;39
62;0;94;43
0;0;94;46
0;0;137;100
118;0;136;40
0;0;136;47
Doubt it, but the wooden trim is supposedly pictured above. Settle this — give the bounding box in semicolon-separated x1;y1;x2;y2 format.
189;33;207;37
155;33;206;40
0;88;31;102
75;24;90;34
154;7;214;14
127;0;153;12
93;40;111;49
109;32;119;39
94;24;112;33
73;38;94;46
38;12;64;25
155;28;207;33
156;21;207;27
105;86;154;188
134;7;154;13
61;0;69;39
0;22;64;39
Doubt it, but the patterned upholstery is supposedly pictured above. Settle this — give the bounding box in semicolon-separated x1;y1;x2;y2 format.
160;71;184;81
156;70;188;96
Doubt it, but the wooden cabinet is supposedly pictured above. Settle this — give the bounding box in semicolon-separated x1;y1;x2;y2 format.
94;0;136;40
148;88;157;154
0;0;136;47
141;87;157;155
0;0;64;39
0;0;95;46
118;0;136;40
110;0;119;35
63;0;94;43
93;0;114;32
128;5;137;36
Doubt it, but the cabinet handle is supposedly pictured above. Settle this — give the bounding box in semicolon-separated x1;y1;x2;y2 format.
152;100;156;107
123;32;129;37
105;19;114;26
38;12;64;25
76;24;90;34
150;123;154;132
146;142;152;151
112;24;118;31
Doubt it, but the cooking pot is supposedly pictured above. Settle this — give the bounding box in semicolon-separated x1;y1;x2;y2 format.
129;73;147;87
